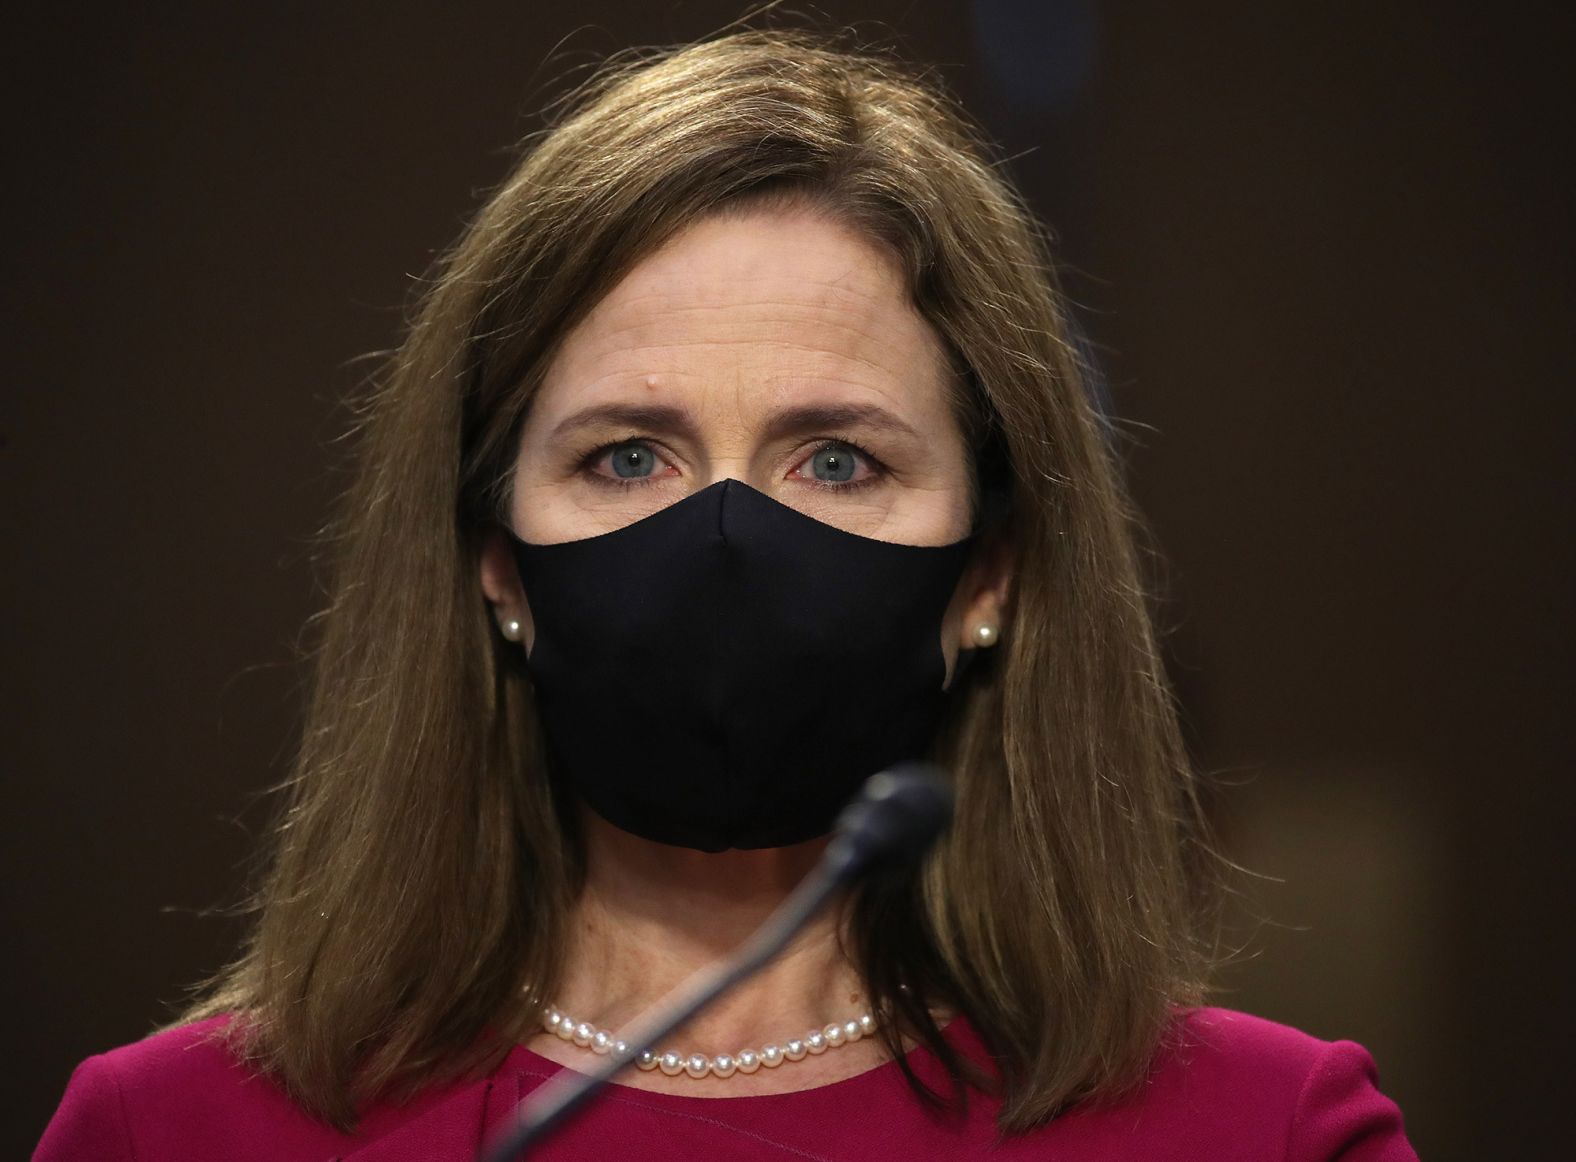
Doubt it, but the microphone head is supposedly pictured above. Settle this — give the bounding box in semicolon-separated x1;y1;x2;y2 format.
828;762;954;873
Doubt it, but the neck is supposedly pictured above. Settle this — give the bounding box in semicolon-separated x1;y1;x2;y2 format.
540;806;872;1068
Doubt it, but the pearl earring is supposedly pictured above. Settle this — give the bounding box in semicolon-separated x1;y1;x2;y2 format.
500;617;523;642
972;623;999;647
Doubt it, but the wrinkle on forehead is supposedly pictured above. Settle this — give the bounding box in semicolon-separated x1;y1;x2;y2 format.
540;207;952;413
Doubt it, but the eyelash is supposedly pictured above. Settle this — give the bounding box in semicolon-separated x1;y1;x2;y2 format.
578;437;884;493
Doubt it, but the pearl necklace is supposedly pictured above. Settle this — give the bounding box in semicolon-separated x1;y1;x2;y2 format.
542;1007;877;1080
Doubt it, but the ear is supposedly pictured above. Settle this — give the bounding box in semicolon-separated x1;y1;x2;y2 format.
956;528;1013;651
478;528;534;648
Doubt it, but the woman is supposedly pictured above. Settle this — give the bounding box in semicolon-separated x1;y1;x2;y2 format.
36;29;1415;1160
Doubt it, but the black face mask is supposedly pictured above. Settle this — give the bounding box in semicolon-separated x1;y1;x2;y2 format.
507;478;978;852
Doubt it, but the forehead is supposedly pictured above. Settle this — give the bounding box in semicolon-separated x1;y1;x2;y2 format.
534;206;954;420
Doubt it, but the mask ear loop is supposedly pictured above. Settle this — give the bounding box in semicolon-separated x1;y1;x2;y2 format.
960;362;1012;538
972;444;1012;537
950;641;981;687
950;406;1012;688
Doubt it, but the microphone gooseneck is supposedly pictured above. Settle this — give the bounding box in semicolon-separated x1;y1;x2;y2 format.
478;763;954;1162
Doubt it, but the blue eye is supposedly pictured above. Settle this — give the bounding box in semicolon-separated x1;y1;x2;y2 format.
809;442;857;483
609;442;657;478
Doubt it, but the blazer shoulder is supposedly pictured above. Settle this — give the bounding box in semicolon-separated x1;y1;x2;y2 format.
85;1014;276;1108
36;1015;361;1161
1158;1007;1417;1161
1171;1007;1334;1073
92;1013;242;1073
35;1017;234;1161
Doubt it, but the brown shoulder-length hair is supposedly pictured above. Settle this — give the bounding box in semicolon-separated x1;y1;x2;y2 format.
175;27;1221;1135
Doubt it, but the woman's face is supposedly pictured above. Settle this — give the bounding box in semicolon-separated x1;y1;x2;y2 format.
481;204;1008;672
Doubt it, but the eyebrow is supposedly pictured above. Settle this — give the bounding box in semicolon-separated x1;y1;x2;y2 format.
547;401;924;445
548;403;697;445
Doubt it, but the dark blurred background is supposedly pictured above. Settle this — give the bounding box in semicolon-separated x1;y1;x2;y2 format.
4;3;1571;1158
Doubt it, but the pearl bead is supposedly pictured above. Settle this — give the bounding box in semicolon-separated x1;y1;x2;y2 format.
784;1038;807;1062
636;1049;659;1071
973;623;998;646
822;1022;845;1047
736;1049;761;1073
805;1030;827;1054
554;1015;576;1041
572;1021;595;1047
859;1013;877;1036
843;1019;863;1042
591;1030;614;1055
760;1044;785;1067
712;1054;737;1078
613;1039;630;1060
684;1054;710;1079
544;1010;562;1033
658;1051;684;1076
503;618;523;641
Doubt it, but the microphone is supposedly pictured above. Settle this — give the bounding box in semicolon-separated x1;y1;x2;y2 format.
477;762;954;1162
820;763;954;880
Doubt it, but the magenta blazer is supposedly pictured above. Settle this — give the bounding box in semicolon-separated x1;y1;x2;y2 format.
36;1006;1415;1160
